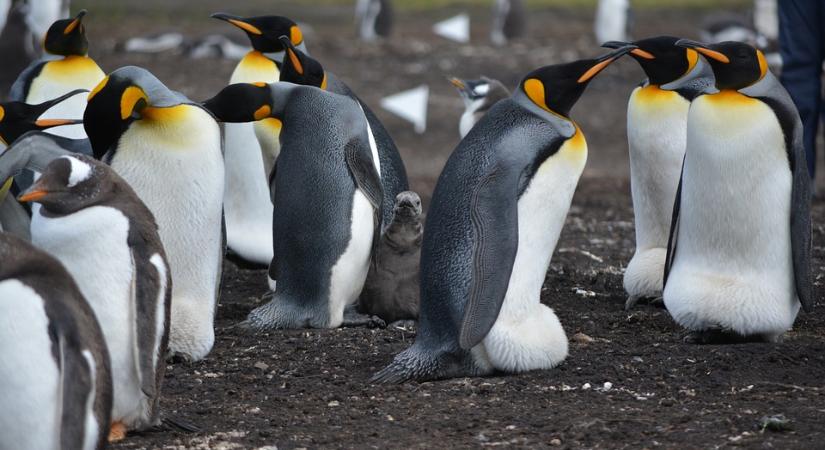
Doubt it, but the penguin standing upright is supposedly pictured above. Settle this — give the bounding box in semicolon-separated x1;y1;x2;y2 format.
373;47;636;383
204;82;383;330
601;36;714;309
84;66;224;362
21;0;70;57
355;0;393;41
211;13;306;266
277;37;409;229
449;76;511;138
664;39;812;343
0;232;112;450
490;0;525;46
11;10;104;141
19;153;171;440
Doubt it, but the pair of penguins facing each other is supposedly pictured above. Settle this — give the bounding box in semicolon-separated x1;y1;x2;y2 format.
371;37;811;382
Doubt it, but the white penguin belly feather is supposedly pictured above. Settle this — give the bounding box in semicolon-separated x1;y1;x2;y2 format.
0;280;61;450
479;129;587;372
664;92;799;338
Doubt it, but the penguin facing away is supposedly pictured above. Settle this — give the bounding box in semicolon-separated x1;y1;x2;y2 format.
211;13;307;266
11;10;104;141
355;0;393;41
664;39;812;343
0;232;112;450
84;66;224;362
373;46;637;383
277;36;409;230
204;82;383;330
601;36;714;309
19;153;171;440
449;76;511;138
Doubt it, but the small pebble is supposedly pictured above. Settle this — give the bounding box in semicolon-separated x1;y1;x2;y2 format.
603;382;613;391
550;438;562;446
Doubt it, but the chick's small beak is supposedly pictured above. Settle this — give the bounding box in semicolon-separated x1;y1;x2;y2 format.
675;39;730;63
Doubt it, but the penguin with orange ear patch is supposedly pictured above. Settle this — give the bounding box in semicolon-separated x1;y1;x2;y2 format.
663;40;812;343
372;46;637;383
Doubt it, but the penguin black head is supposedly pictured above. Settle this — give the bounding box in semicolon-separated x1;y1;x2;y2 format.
211;13;304;54
202;83;277;124
0;90;85;146
602;36;700;85
519;45;636;117
675;39;768;90
44;10;89;56
18;154;113;215
277;36;327;89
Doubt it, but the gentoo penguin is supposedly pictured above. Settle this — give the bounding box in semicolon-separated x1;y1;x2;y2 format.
0;232;112;450
21;0;70;58
355;0;393;41
359;191;423;324
19;154;170;440
490;0;525;46
277;36;409;229
211;13;306;266
372;46;636;383
663;39;812;343
204;82;383;330
84;66;224;361
11;10;104;141
601;36;714;309
449;76;511;138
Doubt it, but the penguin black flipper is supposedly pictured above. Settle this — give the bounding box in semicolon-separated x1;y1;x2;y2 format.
663;158;684;287
345;137;384;254
8;59;46;101
458;164;519;350
740;75;814;312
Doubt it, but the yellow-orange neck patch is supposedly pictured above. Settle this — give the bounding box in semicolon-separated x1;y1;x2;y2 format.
254;105;271;121
88;75;109;101
524;78;549;112
290;26;303;45
120;86;149;120
756;50;769;81
0;105;5;122
683;48;699;78
705;89;759;106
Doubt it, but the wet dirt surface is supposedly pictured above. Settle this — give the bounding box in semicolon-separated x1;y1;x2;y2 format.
8;1;823;448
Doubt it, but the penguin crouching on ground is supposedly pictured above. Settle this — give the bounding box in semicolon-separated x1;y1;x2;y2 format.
20;152;171;440
277;36;409;230
0;232;112;450
601;36;713;309
11;10;104;141
204;82;383;330
373;46;637;383
211;13;306;266
449;76;511;138
664;39;812;343
84;66;224;362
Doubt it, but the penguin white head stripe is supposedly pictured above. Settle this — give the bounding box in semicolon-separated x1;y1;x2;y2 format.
211;13;304;54
63;155;92;187
676;39;768;90
18;155;109;211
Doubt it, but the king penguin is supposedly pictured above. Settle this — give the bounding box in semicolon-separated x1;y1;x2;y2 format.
0;89;85;150
19;153;171;441
211;13;307;266
449;76;511;138
663;39;812;343
355;0;393;41
0;232;112;450
277;36;409;230
84;66;224;362
204;82;383;330
372;46;636;383
601;36;714;309
10;10;104;141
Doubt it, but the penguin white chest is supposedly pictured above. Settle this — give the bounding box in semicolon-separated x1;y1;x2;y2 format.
664;91;798;336
31;206;145;422
0;280;60;450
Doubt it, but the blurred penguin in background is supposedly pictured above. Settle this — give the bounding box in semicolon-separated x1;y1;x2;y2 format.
491;0;525;46
594;0;631;44
355;0;393;41
21;0;70;58
450;76;510;138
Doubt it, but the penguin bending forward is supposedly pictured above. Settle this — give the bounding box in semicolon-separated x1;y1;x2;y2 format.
277;36;409;230
84;66;224;361
10;10;104;141
601;36;713;309
20;153;171;439
0;232;112;450
664;40;812;343
211;13;307;266
204;82;383;330
373;46;636;383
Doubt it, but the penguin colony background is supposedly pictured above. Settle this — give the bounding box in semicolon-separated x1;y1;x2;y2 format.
0;0;819;448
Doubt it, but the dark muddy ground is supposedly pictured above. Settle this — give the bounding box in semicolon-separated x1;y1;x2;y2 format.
8;0;824;448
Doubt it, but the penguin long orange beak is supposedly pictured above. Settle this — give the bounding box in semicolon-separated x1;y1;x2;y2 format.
675;39;730;63
211;12;262;36
63;9;87;35
34;118;82;128
18;187;48;203
578;45;638;83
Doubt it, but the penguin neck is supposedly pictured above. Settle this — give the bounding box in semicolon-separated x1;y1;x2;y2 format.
230;51;280;84
385;218;422;248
